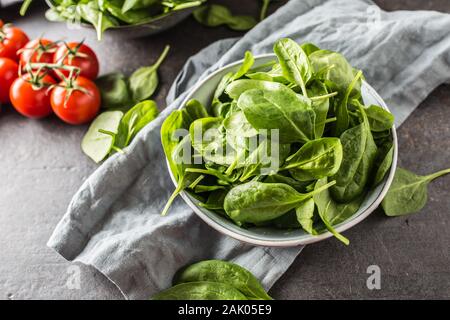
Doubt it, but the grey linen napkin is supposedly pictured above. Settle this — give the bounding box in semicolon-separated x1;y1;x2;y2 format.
48;0;450;299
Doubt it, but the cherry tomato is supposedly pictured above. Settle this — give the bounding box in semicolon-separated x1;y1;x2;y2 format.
0;57;19;103
19;38;57;66
51;76;100;125
0;20;4;28
9;72;56;118
53;42;99;80
0;25;29;61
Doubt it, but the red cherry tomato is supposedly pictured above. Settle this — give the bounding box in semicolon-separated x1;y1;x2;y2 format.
9;72;56;118
53;42;99;80
0;25;29;61
19;38;57;66
51;76;101;125
0;20;4;28
0;57;19;103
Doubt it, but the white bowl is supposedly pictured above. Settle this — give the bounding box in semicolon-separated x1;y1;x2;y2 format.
167;54;398;247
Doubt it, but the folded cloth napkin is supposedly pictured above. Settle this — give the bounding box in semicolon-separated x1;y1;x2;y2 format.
48;0;450;299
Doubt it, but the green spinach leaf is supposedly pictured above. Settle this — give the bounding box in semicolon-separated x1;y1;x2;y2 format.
382;167;450;216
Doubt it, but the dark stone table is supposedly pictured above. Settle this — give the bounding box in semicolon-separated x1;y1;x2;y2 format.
1;0;449;300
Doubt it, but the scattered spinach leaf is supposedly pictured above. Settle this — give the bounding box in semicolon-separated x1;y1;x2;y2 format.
382;167;450;216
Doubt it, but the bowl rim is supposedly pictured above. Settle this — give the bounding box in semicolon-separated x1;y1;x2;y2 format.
168;53;398;247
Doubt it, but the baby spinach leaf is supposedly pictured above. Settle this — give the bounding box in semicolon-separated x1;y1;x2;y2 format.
115;100;159;149
162;135;202;216
81;111;124;163
223;110;258;138
295;198;316;234
314;178;352;245
78;2;119;41
237;87;315;143
174;260;271;300
226;79;287;100
331;105;377;202
152;281;247;300
308;81;330;138
161;110;185;180
334;70;363;137
365;105;395;132
96;73;131;109
301;43;320;56
284;138;343;181
373;141;394;186
273;38;312;97
309;49;360;95
224;180;335;224
129;45;170;103
240;140;290;181
231;51;254;81
272;210;301;229
200;190;228;210
122;0;159;14
264;174;312;193
382;167;450;216
104;0;154;24
193;4;257;31
183;99;209;123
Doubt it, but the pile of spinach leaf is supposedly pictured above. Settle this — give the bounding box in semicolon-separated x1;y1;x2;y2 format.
161;38;396;244
153;259;271;300
82;46;169;163
33;0;206;40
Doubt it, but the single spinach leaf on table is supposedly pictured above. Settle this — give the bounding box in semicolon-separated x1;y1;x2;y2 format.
129;45;170;103
152;281;247;300
382;167;450;216
96;73;131;109
273;38;312;97
81;111;124;163
284;137;343;181
114;100;159;149
223;180;335;224
237;87;315;144
174;260;271;300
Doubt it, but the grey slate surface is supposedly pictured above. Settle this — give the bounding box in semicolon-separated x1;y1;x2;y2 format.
0;0;449;300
